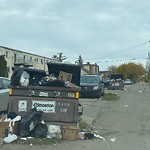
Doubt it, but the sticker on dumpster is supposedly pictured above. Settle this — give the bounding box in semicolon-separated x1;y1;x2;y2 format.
39;92;49;97
32;100;56;113
18;101;27;112
68;92;75;98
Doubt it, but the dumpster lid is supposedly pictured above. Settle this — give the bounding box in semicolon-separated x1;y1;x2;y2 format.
47;62;81;86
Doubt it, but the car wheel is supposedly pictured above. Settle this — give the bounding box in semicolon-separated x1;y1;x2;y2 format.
97;91;101;98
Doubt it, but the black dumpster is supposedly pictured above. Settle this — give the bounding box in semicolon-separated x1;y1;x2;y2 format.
8;62;83;126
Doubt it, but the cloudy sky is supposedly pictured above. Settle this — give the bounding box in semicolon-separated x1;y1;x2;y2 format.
0;0;150;70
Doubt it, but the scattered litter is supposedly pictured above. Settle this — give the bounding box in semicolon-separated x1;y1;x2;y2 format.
124;105;128;107
139;91;142;93
47;125;62;139
110;137;116;142
84;132;94;139
30;143;33;146
4;134;17;143
94;134;105;141
93;130;98;133
78;131;105;141
20;138;27;140
0;138;3;144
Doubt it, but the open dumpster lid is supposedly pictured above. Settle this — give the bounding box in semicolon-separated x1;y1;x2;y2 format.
47;62;81;86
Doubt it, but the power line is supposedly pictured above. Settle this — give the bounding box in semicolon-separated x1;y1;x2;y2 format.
84;40;150;61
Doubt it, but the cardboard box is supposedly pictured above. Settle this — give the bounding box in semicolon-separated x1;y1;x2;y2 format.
0;116;20;138
62;125;79;140
58;71;72;82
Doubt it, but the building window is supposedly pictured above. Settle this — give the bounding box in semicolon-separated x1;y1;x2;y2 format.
0;50;3;55
37;58;39;63
6;51;10;58
41;59;43;64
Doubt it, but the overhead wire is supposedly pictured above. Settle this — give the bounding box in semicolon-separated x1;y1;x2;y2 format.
67;40;150;64
84;40;150;61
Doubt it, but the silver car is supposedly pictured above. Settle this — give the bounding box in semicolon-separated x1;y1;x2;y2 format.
0;77;10;91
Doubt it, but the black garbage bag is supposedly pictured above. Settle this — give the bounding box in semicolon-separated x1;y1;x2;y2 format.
30;122;48;138
11;68;30;86
11;67;24;86
20;108;43;137
7;112;18;119
84;132;95;139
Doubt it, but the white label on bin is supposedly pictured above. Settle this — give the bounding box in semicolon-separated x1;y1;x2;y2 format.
32;100;56;113
18;101;27;112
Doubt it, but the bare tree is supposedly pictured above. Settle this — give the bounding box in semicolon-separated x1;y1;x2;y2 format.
107;65;117;73
75;55;83;65
57;52;67;62
50;53;67;62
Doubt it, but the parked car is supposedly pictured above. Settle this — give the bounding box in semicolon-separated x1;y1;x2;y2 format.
103;78;110;88
124;79;132;85
0;77;10;94
80;75;104;98
108;79;124;90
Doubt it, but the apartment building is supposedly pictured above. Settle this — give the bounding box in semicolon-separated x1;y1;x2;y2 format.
0;46;52;78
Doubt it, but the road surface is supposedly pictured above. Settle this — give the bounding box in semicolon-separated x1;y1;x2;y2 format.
1;82;150;150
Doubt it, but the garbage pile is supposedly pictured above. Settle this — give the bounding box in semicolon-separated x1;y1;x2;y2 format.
10;67;80;89
0;107;103;144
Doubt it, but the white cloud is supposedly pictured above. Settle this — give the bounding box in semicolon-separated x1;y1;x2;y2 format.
0;0;150;70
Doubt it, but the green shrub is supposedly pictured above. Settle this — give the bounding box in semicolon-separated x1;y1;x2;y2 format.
102;92;120;101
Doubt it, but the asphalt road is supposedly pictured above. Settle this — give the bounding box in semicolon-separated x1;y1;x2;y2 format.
1;82;150;150
94;82;150;150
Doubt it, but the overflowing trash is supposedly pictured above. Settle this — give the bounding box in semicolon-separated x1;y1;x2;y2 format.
47;125;62;139
20;108;43;138
0;63;103;144
0;106;105;144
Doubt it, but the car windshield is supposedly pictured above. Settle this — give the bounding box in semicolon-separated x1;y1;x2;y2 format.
80;76;99;83
125;79;131;82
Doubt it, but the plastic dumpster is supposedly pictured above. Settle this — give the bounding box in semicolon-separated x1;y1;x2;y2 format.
7;63;83;126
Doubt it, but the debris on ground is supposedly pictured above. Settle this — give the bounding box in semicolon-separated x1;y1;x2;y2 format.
110;137;116;142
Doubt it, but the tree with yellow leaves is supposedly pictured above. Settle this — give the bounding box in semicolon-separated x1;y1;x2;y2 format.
116;62;145;82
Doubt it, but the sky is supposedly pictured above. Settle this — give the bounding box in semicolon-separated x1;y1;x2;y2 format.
0;0;150;70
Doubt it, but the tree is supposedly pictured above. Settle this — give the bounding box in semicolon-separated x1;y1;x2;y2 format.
57;52;67;62
0;55;7;77
75;55;83;65
107;65;117;74
50;52;67;62
116;62;145;81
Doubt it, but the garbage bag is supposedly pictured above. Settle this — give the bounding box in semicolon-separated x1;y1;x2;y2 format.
7;112;18;119
20;108;43;137
30;122;48;138
11;68;30;86
47;125;62;139
84;132;94;139
11;68;24;86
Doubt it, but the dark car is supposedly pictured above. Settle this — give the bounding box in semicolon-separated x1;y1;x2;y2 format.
80;75;104;98
103;78;110;88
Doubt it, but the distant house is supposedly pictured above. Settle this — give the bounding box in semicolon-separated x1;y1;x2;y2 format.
81;62;99;75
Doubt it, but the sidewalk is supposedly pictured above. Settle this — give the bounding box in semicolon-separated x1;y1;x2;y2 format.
80;99;101;125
